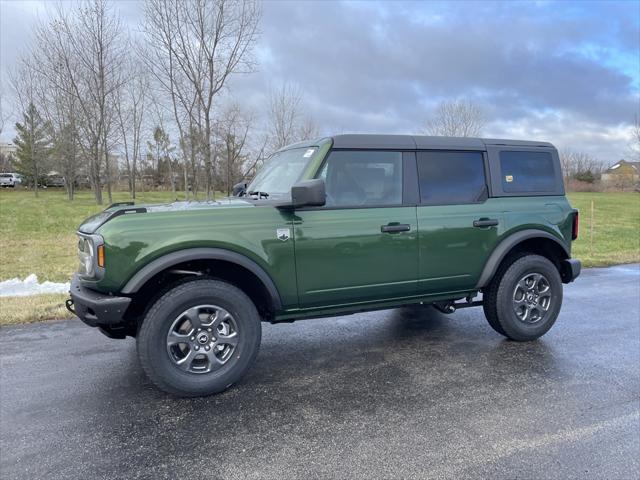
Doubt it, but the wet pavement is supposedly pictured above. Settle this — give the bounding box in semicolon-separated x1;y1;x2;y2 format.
1;264;639;479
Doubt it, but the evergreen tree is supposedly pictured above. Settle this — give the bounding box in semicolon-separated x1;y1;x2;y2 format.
13;102;51;196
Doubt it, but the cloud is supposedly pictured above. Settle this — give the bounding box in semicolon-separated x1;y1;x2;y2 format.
227;0;637;163
1;0;638;164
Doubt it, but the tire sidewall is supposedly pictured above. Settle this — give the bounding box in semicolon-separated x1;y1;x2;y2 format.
138;279;261;396
495;255;563;341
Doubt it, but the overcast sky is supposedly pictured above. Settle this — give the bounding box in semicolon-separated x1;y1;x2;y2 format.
1;0;638;165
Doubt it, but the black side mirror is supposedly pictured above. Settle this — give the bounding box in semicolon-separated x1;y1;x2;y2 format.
290;179;326;208
232;182;247;197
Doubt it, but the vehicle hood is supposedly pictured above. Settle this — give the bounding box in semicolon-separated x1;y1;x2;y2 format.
78;198;255;234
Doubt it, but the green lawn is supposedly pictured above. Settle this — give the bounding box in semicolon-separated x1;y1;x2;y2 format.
0;189;638;325
567;192;640;267
0;189;192;282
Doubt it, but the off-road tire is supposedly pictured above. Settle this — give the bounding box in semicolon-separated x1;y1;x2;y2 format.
137;279;261;397
483;254;562;341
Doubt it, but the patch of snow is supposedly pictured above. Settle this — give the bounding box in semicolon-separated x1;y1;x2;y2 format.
0;274;70;297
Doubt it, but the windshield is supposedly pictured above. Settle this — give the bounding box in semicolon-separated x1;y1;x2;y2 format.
246;147;317;198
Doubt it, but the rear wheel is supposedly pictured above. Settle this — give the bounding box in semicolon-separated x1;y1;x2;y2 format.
483;254;562;341
137;279;261;397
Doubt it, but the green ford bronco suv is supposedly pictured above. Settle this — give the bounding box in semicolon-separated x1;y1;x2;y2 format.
67;134;581;397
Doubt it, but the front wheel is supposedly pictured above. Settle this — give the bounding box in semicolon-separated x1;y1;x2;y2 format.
483;254;563;341
137;279;262;397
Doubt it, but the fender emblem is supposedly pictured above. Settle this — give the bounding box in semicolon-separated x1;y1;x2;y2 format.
276;228;290;242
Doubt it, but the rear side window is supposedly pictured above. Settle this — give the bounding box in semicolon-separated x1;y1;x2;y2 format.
500;151;556;193
417;151;486;205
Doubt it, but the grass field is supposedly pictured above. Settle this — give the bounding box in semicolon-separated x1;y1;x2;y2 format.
1;293;72;325
568;192;640;267
0;189;192;282
0;189;638;325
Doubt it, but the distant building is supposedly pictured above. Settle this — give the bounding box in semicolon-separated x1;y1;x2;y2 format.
0;142;17;157
0;142;17;172
600;160;640;190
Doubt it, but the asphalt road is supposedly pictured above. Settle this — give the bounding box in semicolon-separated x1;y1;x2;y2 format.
1;264;639;480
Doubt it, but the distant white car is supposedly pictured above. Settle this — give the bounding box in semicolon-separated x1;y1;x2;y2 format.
0;173;22;187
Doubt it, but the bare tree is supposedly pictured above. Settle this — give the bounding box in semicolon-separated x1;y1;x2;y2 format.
142;0;261;199
115;61;148;199
239;135;269;182
425;99;485;137
26;45;83;200
299;117;320;142
216;103;252;195
560;149;603;183
0;79;13;139
32;0;127;204
140;14;198;199
266;82;319;152
267;82;302;150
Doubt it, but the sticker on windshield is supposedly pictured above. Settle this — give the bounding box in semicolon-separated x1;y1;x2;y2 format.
303;148;315;158
505;175;514;182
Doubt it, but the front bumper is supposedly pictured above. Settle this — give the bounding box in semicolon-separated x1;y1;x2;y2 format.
66;274;131;327
560;258;581;283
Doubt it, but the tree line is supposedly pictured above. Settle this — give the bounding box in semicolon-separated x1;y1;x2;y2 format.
7;0;317;203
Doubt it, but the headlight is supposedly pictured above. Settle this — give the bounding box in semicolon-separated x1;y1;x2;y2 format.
77;234;104;278
78;237;95;277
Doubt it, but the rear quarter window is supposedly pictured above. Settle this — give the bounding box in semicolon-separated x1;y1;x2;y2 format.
500;151;556;193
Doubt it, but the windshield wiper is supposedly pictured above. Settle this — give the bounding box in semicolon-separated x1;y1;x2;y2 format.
248;191;269;199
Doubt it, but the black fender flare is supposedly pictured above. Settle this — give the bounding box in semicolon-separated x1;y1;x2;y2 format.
120;247;282;310
475;229;569;289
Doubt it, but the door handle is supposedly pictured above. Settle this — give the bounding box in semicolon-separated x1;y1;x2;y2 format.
473;218;499;228
381;223;411;233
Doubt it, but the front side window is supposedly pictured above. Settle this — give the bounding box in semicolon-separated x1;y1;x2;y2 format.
417;151;486;205
246;147;317;198
317;150;403;207
500;151;556;193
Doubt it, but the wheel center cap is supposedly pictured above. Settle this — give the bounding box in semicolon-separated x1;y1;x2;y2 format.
527;293;535;302
196;332;210;345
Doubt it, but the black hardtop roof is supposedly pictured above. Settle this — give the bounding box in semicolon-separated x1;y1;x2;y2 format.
330;134;554;150
278;134;554;152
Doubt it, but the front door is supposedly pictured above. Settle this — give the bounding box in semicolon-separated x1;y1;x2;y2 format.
294;150;418;308
415;150;504;294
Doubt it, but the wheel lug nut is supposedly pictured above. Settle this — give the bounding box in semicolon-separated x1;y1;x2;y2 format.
205;346;210;351
190;336;195;341
207;328;212;332
195;345;200;351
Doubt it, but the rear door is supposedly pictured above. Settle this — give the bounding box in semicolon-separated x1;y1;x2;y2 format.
293;150;418;308
415;150;504;294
